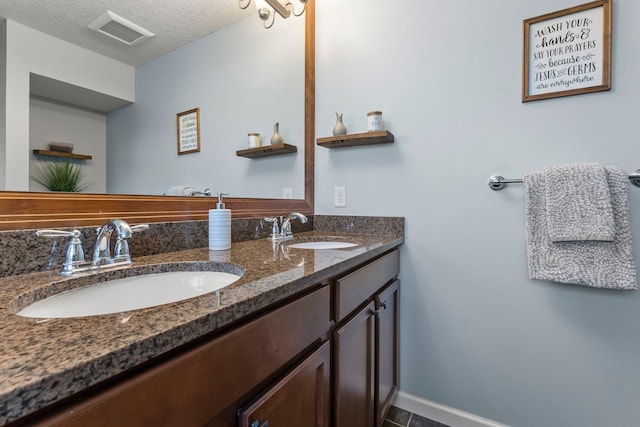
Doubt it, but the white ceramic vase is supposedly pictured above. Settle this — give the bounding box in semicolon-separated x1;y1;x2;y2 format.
333;113;347;136
270;122;284;145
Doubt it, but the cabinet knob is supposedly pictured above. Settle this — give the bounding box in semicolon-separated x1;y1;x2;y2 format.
380;300;388;310
250;421;269;427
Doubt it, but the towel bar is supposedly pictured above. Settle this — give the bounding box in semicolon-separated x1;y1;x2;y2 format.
489;169;640;190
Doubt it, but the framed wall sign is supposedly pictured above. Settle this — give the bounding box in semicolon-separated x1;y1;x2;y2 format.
522;0;611;102
176;108;201;154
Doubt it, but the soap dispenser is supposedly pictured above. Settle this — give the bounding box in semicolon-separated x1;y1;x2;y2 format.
209;193;231;250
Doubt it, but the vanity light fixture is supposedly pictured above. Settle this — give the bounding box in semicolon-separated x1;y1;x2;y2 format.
239;0;307;29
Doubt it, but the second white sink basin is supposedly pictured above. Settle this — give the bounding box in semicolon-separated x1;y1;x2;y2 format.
17;271;241;319
287;241;358;250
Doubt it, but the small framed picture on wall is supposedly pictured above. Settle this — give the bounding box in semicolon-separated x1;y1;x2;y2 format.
522;0;611;102
177;108;201;155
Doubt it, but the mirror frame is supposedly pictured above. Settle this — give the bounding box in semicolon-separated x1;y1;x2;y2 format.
0;1;314;231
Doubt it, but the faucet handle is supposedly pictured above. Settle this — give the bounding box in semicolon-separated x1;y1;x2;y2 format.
36;229;86;275
113;239;130;262
264;217;280;240
130;224;149;233
113;224;148;262
36;229;79;239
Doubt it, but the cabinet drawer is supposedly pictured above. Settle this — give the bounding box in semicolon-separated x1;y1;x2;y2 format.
335;249;399;322
34;285;331;427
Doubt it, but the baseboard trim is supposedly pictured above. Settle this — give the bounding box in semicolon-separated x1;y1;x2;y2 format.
393;391;510;427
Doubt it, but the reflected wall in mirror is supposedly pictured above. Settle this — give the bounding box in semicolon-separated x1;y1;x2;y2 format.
108;13;304;198
25;9;305;199
0;0;314;230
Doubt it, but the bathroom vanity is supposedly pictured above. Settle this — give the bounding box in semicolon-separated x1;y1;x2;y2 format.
0;229;402;427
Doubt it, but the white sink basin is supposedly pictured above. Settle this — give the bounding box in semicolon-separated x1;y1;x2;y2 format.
17;271;241;319
287;241;358;250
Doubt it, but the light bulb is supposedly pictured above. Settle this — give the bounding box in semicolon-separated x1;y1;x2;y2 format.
255;0;271;20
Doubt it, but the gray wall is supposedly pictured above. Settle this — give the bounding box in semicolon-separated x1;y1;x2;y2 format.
315;0;640;426
29;98;106;193
1;20;134;191
106;14;305;199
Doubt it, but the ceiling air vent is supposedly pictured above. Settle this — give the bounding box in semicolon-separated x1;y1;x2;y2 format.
87;11;154;46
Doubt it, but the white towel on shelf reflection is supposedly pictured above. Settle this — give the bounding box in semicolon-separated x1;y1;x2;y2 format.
163;186;196;196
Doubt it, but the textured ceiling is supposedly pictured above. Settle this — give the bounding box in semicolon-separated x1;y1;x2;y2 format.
0;0;254;66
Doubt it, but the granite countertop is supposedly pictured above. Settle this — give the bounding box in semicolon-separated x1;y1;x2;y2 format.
0;230;403;425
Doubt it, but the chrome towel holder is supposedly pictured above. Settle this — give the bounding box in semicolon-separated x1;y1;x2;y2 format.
488;169;640;191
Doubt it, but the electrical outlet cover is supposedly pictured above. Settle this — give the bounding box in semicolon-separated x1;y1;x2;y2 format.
334;186;346;207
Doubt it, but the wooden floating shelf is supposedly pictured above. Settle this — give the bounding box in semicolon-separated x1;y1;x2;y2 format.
316;130;394;148
33;149;92;160
236;143;297;159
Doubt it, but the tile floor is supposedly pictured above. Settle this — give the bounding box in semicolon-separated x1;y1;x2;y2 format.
384;406;450;427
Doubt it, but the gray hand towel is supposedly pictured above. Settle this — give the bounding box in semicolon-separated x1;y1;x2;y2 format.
524;166;637;290
544;163;615;242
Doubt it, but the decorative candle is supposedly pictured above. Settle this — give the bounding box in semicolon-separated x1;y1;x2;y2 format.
367;111;383;132
248;133;261;148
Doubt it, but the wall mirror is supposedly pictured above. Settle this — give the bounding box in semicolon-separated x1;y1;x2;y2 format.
0;1;314;231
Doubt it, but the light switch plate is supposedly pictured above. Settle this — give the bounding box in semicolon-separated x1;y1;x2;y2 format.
334;186;346;207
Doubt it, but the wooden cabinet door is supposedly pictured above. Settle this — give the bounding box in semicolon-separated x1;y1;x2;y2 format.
333;301;375;427
375;280;400;427
238;341;331;427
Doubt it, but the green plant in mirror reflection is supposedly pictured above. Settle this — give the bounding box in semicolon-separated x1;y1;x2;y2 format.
32;160;89;192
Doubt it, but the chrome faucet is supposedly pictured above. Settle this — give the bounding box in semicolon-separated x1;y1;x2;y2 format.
93;219;133;266
36;219;148;275
281;212;308;239
264;212;308;241
93;219;150;266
